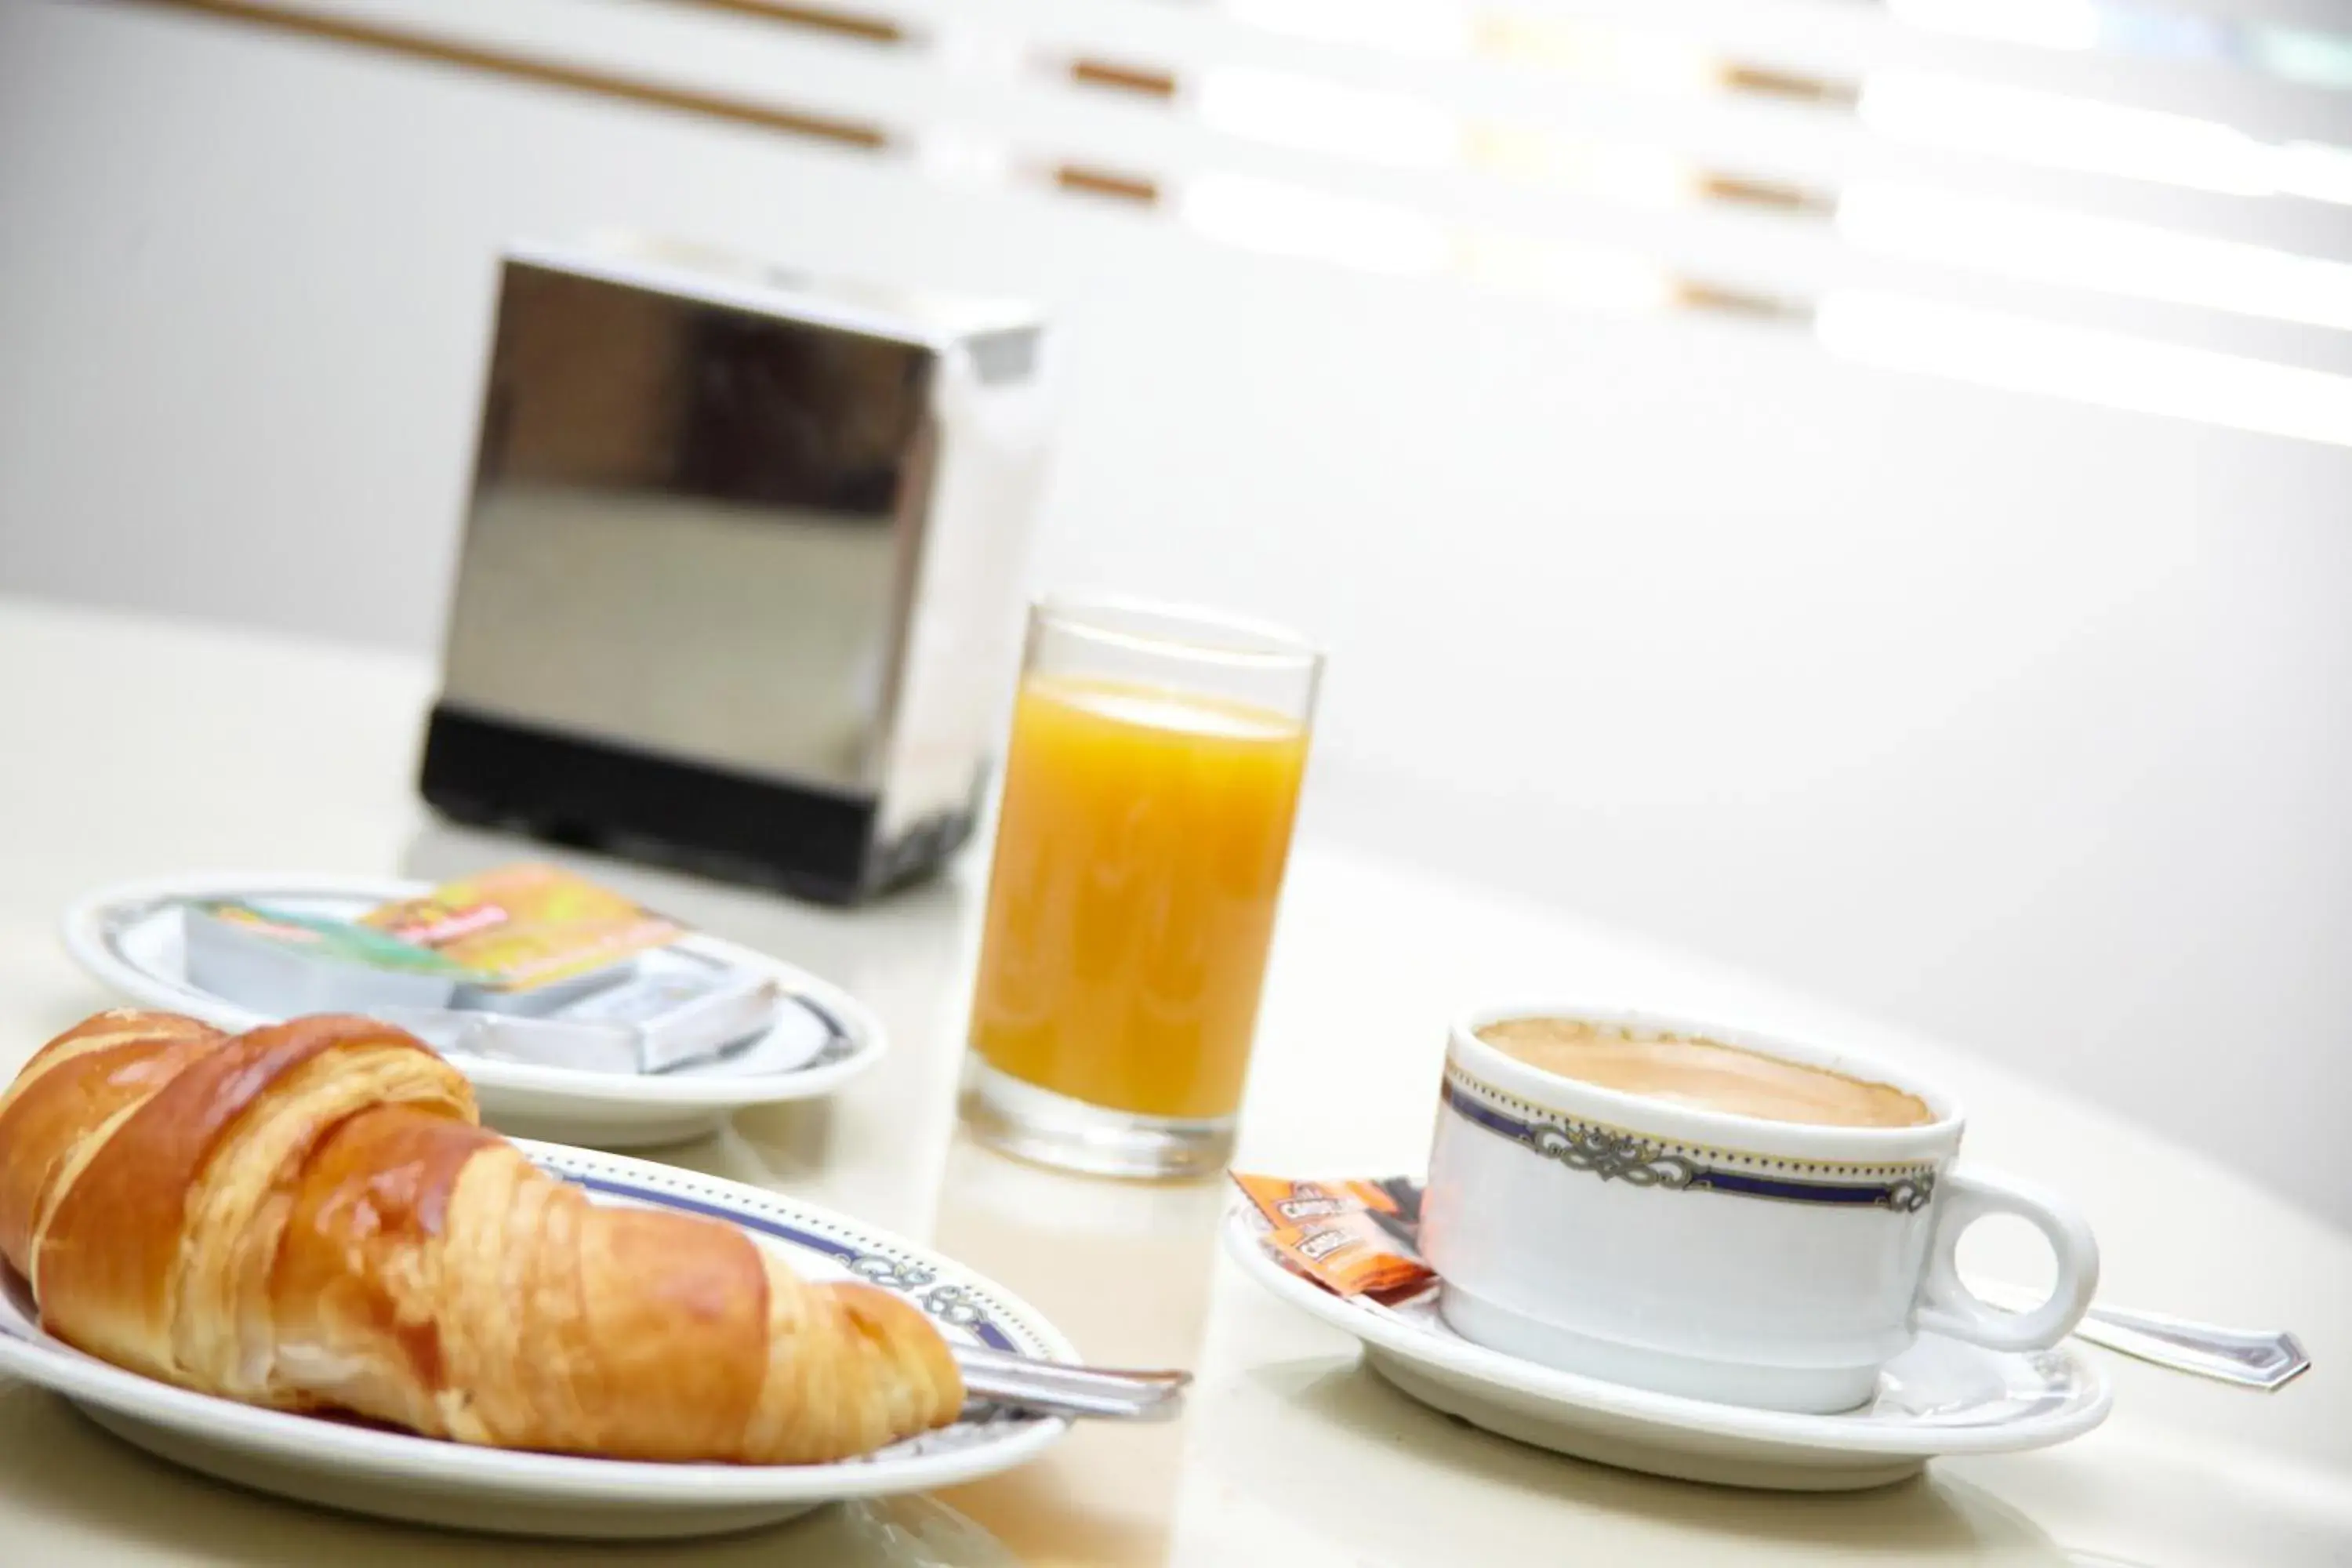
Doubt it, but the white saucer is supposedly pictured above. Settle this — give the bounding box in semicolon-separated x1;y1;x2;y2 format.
0;1143;1073;1539
61;873;887;1148
1221;1209;2111;1491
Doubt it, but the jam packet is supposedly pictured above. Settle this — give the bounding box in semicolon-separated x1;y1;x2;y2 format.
1230;1174;1435;1299
360;864;681;1007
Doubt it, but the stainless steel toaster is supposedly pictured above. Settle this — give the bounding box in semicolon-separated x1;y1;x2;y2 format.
420;239;1050;903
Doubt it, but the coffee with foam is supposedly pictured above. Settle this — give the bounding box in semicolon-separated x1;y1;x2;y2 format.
1475;1017;1933;1130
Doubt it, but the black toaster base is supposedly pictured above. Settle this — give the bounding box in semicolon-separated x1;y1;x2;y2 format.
419;704;975;906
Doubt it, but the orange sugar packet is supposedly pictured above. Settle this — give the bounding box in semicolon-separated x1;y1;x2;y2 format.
1232;1172;1434;1299
1261;1214;1434;1298
1230;1173;1401;1229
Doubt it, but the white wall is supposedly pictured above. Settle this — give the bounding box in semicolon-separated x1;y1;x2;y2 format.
4;0;2349;1225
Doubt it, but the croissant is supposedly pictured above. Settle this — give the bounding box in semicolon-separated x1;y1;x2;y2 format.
0;1009;962;1462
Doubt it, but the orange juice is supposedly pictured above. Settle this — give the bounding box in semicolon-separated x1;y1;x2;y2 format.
970;674;1310;1120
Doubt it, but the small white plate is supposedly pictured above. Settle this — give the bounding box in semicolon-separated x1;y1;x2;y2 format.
0;1143;1073;1539
1221;1209;2111;1491
61;873;887;1148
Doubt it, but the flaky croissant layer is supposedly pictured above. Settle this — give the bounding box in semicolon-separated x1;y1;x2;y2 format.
0;1011;962;1462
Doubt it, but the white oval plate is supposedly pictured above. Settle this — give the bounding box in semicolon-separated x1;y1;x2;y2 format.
1221;1208;2111;1491
61;873;887;1149
0;1143;1072;1539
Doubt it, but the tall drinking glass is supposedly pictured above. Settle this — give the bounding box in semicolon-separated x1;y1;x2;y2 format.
961;597;1322;1178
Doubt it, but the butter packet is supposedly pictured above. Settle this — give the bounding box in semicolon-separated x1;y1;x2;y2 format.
1231;1174;1435;1300
379;963;786;1076
360;864;681;1004
191;900;470;976
183;900;475;1017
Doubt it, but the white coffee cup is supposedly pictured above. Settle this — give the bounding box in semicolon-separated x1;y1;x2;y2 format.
1421;1004;2100;1414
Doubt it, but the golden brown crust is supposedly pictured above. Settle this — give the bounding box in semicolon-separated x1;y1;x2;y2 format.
31;1016;470;1388
0;1011;225;1276
267;1104;508;1431
0;1011;964;1462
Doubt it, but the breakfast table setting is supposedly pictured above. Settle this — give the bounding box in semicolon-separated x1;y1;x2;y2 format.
0;588;2346;1567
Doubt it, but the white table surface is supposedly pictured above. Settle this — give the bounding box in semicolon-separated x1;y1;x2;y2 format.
0;594;2343;1566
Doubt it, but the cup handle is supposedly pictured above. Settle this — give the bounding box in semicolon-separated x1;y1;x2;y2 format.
1915;1167;2100;1352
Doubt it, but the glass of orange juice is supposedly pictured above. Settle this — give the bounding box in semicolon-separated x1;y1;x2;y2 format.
961;596;1322;1178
